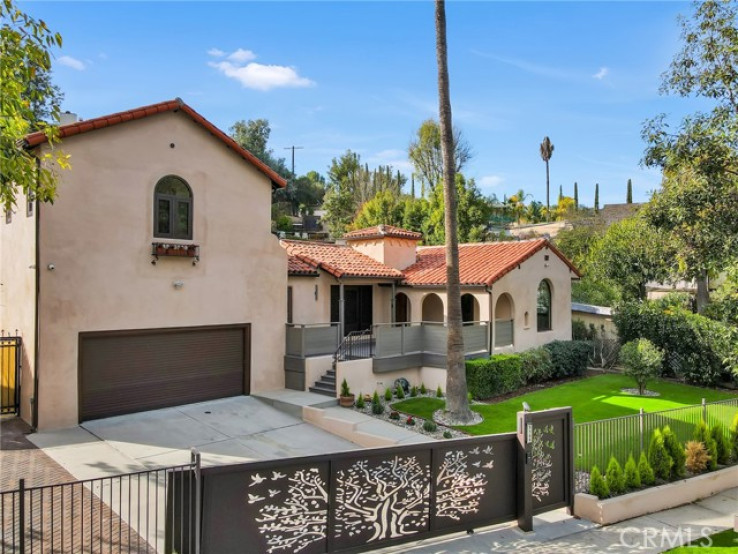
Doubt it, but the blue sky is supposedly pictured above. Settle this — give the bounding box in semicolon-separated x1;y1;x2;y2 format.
25;1;708;206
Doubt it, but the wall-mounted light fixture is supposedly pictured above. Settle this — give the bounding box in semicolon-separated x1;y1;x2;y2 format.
173;280;184;289
47;263;55;271
314;284;319;301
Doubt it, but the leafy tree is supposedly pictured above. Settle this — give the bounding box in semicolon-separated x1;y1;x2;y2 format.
662;425;686;479
230;119;290;178
619;339;664;395
704;261;738;326
435;0;472;423
291;171;325;215
408;118;472;191
648;429;673;481
571;277;622;307
525;200;545;223
624;453;641;489
1;0;67;211
422;175;491;245
554;224;605;270
352;189;405;229
626;178;633;204
594;183;599;213
642;0;738;312
506;189;531;224
552;196;576;221
587;216;673;301
539;136;554;220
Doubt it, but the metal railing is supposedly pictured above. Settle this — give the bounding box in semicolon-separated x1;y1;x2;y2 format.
334;329;374;362
1;334;21;415
574;397;738;472
0;451;201;553
285;323;341;358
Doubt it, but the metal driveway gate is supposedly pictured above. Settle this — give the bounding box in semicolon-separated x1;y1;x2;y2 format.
192;407;573;554
0;336;21;415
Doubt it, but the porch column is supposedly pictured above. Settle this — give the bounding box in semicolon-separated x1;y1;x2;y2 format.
487;287;494;354
339;281;345;338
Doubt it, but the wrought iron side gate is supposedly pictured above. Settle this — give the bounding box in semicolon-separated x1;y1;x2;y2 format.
0;336;21;415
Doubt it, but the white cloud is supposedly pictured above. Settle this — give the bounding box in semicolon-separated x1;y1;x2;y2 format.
593;67;610;80
209;57;314;91
227;48;256;63
207;48;225;57
57;55;85;71
368;149;414;173
479;175;504;188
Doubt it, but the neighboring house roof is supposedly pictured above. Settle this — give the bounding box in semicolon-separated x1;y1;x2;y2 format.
571;302;613;316
287;255;320;277
343;225;422;241
24;98;287;189
281;240;404;280
402;239;581;286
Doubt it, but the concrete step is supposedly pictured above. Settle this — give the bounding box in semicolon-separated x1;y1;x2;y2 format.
309;385;336;398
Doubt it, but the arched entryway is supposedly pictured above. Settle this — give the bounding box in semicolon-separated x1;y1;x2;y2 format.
422;293;444;322
495;293;514;347
395;292;411;323
461;294;480;323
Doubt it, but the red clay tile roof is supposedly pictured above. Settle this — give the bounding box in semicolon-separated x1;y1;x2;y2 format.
288;255;319;276
281;240;403;280
402;239;581;286
24;99;286;188
344;225;422;241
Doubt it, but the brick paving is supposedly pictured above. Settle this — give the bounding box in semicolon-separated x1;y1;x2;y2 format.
1;417;157;553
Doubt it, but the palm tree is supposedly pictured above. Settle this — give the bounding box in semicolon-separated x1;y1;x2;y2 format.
540;136;555;221
508;188;532;224
435;0;472;423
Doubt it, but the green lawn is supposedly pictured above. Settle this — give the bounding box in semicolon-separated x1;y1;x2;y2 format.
392;374;737;436
664;529;738;552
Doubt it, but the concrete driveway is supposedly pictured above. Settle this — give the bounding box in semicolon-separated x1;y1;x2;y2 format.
29;396;359;480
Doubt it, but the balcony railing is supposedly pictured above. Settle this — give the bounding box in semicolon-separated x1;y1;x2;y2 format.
372;321;490;359
285;323;341;358
494;319;514;347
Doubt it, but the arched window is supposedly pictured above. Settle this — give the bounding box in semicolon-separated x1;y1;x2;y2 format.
537;280;552;332
154;175;192;239
461;294;479;323
422;293;444;322
395;293;411;323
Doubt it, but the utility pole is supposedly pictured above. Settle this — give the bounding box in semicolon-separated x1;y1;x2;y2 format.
284;146;304;179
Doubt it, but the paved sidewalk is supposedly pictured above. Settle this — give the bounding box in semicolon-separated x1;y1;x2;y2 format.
371;488;737;553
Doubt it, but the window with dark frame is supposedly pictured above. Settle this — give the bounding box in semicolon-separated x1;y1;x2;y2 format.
287;286;293;324
537;280;552;332
153;175;192;240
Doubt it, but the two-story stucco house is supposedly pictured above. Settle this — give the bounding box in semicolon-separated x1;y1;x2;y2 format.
0;99;287;430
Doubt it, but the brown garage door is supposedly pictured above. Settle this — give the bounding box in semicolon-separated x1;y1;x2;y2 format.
79;324;250;422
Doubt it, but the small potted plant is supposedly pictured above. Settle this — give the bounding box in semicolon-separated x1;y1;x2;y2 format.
339;378;355;407
155;243;167;256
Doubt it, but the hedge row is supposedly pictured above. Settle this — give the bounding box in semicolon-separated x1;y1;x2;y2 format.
465;340;591;400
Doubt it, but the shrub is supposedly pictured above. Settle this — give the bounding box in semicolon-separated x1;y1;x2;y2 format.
605;457;626;495
371;391;383;415
406;416;415;426
543;340;591;378
355;393;365;409
613;300;735;386
443;430;452;439
648;429;673;481
572;319;594;341
340;378;351;397
693;421;718;471
730;413;738;462
519;347;554;384
423;420;437;432
661;426;686;479
410;385;418;398
465;354;524;399
638;451;655;486
624;454;641;489
420;383;427;395
395;384;405;399
589;466;610;499
389;410;400;420
685;441;711;474
384;388;393;402
619;339;664;395
710;423;730;465
436;385;443;398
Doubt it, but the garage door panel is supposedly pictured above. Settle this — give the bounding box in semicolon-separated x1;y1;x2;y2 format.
79;325;250;421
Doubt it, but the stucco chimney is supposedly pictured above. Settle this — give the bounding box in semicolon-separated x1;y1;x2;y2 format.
59;111;80;126
344;225;422;270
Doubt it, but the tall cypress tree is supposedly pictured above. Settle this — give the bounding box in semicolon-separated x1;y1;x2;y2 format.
594;183;600;213
558;185;563;203
626;178;633;204
574;182;579;210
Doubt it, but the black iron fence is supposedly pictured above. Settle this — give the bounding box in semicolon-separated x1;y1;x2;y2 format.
0;452;200;554
574;397;738;472
0;335;21;415
335;329;374;362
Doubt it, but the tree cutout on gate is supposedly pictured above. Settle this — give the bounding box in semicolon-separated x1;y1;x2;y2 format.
531;424;556;502
334;455;430;543
435;445;495;521
254;467;328;553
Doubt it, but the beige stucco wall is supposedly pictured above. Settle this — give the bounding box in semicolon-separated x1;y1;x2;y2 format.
572;312;617;340
348;237;418;270
35;111;286;429
336;358;447;398
0;194;37;423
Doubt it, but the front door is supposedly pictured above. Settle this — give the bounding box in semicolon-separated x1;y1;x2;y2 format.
331;285;373;336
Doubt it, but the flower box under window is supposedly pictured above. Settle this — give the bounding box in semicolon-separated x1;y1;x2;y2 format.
151;242;199;263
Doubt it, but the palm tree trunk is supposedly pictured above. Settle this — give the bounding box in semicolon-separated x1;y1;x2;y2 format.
435;0;472;423
545;160;550;222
